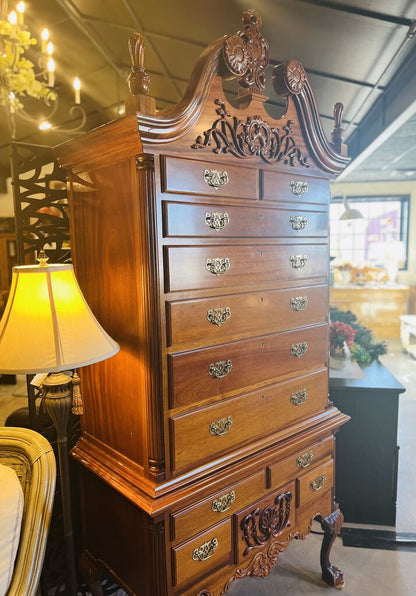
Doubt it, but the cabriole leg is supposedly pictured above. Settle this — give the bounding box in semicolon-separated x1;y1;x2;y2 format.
316;508;345;589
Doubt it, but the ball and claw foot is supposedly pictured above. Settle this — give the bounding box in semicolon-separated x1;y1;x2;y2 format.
322;564;345;590
317;508;345;589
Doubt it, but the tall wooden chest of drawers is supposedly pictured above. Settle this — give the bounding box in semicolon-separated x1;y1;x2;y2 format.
56;11;350;596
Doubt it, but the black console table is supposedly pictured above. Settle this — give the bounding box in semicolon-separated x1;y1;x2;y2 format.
330;360;405;526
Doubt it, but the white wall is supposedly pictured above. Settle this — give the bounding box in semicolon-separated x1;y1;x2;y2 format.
0;179;14;218
331;180;416;286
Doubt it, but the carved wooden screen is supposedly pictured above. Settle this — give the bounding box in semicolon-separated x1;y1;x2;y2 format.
10;142;71;265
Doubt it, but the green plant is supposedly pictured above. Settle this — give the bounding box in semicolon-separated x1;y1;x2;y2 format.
329;306;387;363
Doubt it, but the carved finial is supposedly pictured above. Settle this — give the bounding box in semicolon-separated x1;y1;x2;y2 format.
272;60;306;97
125;33;156;115
223;9;269;105
128;33;150;96
331;102;348;156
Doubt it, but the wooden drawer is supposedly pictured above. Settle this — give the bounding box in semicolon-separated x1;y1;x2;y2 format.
167;284;328;347
170;369;329;472
171;470;265;543
169;323;328;408
262;170;329;205
163;200;328;238
267;435;334;490
171;519;232;587
161;155;258;199
165;243;328;292
296;458;334;507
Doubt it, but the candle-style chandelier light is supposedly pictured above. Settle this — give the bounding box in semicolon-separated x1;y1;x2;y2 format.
0;0;86;138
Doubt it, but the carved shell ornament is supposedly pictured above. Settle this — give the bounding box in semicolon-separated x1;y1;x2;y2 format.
223;9;269;93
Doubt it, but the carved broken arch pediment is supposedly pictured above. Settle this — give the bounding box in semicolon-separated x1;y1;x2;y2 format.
133;10;350;175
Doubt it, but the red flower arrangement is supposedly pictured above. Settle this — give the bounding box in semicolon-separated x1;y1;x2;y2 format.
329;321;356;353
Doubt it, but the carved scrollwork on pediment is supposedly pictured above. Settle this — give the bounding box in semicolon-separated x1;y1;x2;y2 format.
192;99;310;167
222;9;269;94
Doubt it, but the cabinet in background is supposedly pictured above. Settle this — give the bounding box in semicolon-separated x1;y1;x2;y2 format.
330;360;405;526
330;285;409;338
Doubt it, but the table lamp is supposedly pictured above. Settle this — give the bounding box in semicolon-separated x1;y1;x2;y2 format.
0;252;119;596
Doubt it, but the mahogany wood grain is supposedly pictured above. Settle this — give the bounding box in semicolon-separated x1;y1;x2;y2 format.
161;155;259;199
262;169;330;204
56;114;142;173
267;436;334;490
170;369;328;472
171;469;265;544
296;458;334;508
172;519;232;587
165;243;328;293
167;284;328;347
162;200;328;239
69;159;151;469
81;469;168;596
169;323;328;408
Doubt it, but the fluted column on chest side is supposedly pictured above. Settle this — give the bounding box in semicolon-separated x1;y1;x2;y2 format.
136;152;165;481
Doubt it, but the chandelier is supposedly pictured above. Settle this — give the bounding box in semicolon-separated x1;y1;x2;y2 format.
0;0;86;138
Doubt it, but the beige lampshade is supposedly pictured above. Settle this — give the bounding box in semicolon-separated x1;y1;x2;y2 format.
0;263;119;374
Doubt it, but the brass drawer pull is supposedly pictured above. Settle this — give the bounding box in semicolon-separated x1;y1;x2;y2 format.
204;169;229;190
289;254;308;269
205;211;230;231
206;257;230;276
209;416;233;437
289;215;308;231
297;450;313;469
211;490;236;513
290;180;309;197
310;473;326;492
207;307;231;327
290;296;308;311
290;388;308;406
208;359;232;379
192;537;219;561
290;341;308;358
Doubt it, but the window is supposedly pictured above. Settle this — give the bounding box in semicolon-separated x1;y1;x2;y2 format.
330;195;410;270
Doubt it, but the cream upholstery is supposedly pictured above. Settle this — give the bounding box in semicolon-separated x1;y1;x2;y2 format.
0;464;23;596
0;427;56;596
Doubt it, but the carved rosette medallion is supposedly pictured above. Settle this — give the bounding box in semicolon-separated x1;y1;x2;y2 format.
285;59;307;94
223;10;269;93
272;59;307;98
192;99;309;167
224;35;250;75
